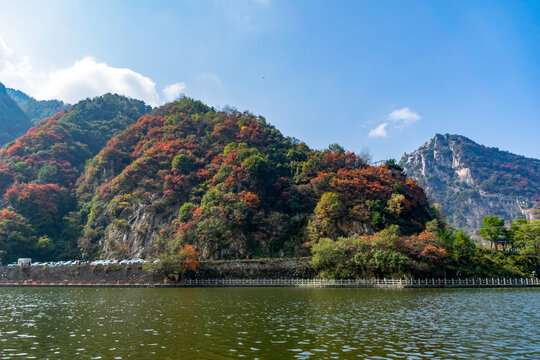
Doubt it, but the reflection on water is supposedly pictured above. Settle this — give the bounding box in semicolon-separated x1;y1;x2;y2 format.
0;287;538;359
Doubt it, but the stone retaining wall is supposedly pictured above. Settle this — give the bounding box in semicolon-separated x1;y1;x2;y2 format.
0;258;314;282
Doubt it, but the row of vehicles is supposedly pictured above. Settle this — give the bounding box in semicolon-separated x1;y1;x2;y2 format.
5;258;159;267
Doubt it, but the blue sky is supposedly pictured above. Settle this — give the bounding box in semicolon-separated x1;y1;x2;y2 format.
0;0;539;161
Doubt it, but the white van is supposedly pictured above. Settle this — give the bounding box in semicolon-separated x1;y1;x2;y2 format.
17;258;31;266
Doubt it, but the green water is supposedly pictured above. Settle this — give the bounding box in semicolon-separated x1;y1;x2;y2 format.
0;287;538;359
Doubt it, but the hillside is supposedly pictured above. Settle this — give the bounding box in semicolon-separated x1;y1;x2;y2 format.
76;98;435;260
6;88;69;124
0;82;34;146
0;94;150;262
400;134;540;233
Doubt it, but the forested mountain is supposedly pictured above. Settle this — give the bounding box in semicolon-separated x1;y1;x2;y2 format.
0;82;34;146
400;134;540;234
1;95;535;278
6;88;69;124
0;94;150;262
76;98;435;260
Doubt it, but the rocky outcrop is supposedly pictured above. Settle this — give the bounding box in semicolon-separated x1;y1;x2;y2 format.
400;134;540;234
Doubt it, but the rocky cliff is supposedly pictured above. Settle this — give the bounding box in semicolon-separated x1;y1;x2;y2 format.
400;134;540;234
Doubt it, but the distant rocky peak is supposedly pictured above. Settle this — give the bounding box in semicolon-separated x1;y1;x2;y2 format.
400;134;540;234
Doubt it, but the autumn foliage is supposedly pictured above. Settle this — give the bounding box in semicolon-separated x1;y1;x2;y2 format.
77;97;435;261
0;94;149;260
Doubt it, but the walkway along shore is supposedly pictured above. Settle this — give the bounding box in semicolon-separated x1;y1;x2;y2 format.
0;278;538;288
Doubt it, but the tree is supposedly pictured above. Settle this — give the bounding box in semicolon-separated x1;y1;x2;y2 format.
386;193;405;216
479;216;507;249
152;244;200;281
510;219;540;270
172;153;194;174
310;238;347;270
372;225;400;249
5;183;70;236
511;219;540;250
425;219;440;233
326;143;345;154
452;231;476;262
37;164;60;184
308;192;342;240
0;210;38;262
178;202;196;222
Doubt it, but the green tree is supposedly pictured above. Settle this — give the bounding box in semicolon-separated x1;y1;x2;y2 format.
37;164;61;184
452;231;476;262
326;143;345;154
510;219;540;270
178;202;196;222
241;154;267;178
172;153;194;174
372;225;400;249
425;219;440;233
308;192;342;240
479;216;507;249
0;210;38;263
311;238;347;270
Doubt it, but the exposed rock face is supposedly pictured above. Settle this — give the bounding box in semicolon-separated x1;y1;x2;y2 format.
400;134;540;234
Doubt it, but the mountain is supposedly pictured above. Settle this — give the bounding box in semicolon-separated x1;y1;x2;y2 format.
75;98;435;260
400;134;540;234
0;82;34;146
6;88;69;124
0;94;150;262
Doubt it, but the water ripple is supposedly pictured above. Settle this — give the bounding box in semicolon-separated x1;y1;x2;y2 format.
0;288;536;358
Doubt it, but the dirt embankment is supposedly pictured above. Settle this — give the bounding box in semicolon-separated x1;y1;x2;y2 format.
0;258;314;282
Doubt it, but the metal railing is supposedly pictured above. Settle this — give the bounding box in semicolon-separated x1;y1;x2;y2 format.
187;278;540;287
0;278;537;287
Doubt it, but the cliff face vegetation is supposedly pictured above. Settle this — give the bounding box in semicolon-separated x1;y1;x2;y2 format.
400;134;540;234
0;94;150;262
0;82;34;146
76;98;435;260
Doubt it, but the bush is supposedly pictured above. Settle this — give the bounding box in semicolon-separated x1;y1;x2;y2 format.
172;153;194;174
311;238;347;270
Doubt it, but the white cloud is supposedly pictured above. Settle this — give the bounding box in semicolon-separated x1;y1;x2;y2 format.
34;57;165;106
163;82;187;102
0;35;186;107
369;122;388;138
368;107;421;139
387;107;421;124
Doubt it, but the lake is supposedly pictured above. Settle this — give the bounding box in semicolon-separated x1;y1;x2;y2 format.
0;287;538;359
